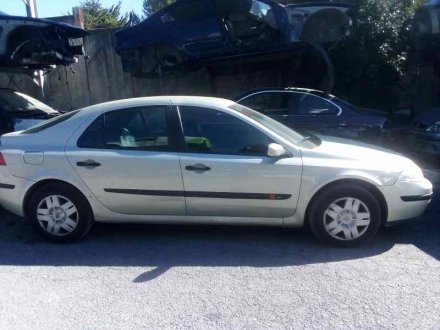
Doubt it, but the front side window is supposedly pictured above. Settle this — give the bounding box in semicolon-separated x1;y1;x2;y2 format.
77;106;171;151
179;106;273;156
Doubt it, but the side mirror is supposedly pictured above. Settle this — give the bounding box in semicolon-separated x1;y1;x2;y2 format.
267;143;291;158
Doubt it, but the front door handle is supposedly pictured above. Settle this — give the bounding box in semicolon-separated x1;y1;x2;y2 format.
76;160;101;168
185;164;211;173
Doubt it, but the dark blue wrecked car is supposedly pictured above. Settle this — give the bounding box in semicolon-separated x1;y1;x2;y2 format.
408;109;440;155
411;0;440;66
0;12;88;72
235;87;394;144
116;0;351;77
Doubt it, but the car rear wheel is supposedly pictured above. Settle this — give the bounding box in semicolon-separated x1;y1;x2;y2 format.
308;184;382;247
27;183;94;243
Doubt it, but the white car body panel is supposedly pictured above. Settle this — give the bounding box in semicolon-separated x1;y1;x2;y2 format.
0;96;433;229
178;153;302;219
65;149;186;215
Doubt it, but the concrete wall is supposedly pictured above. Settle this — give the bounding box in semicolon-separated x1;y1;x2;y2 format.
42;28;282;111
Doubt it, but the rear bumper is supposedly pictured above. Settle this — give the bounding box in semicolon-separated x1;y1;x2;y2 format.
0;171;33;217
378;178;433;224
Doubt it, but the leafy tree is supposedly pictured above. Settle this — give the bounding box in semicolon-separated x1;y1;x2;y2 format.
327;0;426;110
126;11;142;27
277;0;424;110
79;0;128;29
142;0;175;18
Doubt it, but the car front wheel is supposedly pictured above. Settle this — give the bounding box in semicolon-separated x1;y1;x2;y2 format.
27;183;94;243
309;184;382;247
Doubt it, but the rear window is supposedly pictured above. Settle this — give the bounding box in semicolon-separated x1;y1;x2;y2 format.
21;110;80;134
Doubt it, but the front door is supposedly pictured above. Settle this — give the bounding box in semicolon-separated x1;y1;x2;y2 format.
176;105;302;220
65;105;186;216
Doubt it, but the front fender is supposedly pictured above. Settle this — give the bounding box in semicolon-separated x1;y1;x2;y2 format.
286;165;398;227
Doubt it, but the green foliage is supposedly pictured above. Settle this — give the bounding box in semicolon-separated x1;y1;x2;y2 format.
142;0;175;18
80;0;128;29
127;11;142;26
324;0;425;110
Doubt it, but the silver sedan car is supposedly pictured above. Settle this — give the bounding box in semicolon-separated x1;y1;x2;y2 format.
0;97;433;246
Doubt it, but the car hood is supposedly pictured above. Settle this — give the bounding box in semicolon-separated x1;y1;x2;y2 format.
300;135;415;184
356;107;387;117
412;109;440;126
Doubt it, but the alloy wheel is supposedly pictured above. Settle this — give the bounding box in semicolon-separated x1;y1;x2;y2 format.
323;197;371;241
36;195;79;237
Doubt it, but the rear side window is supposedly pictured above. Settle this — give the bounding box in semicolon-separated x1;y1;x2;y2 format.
21;110;80;134
289;93;340;115
77;106;173;151
239;92;291;115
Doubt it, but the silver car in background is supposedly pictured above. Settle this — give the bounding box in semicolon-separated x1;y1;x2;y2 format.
0;97;433;246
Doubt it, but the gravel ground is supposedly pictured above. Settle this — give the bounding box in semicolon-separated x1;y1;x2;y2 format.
0;189;439;329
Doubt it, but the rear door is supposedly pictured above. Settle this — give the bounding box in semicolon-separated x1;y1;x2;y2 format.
65;104;186;216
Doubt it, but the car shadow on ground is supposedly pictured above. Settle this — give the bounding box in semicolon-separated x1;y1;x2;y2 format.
0;192;438;283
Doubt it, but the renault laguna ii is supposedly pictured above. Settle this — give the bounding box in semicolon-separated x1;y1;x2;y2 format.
0;97;432;246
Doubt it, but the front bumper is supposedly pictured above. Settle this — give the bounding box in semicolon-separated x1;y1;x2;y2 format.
378;178;433;224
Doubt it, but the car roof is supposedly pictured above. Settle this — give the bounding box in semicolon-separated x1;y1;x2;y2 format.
78;96;236;115
233;87;333;101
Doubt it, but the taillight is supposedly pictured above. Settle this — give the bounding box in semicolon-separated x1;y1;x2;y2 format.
0;152;6;166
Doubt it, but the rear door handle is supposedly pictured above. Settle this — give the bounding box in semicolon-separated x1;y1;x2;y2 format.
185;164;211;173
76;160;101;168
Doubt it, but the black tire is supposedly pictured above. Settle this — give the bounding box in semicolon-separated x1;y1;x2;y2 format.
308;183;382;247
27;183;94;243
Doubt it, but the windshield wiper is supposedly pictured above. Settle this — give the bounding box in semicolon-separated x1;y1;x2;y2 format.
297;134;320;145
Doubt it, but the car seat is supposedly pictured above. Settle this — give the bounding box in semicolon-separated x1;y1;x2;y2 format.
225;0;260;43
264;9;279;30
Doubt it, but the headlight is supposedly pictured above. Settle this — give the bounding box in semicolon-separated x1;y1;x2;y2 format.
399;165;424;182
427;121;440;133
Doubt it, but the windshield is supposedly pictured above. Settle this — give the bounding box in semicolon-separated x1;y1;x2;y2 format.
230;103;309;145
0;89;58;114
